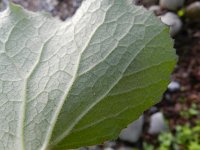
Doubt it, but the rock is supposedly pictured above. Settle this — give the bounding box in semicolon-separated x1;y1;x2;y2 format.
0;0;8;11
104;148;114;150
12;0;40;11
119;116;144;143
186;2;200;20
88;146;101;150
104;141;116;148
160;0;184;11
149;5;160;11
118;146;133;150
142;0;159;6
41;0;58;12
149;5;161;14
164;93;173;103
168;81;180;92
148;112;167;134
11;0;83;20
132;0;141;5
149;106;159;114
133;0;159;6
79;148;88;150
161;12;182;36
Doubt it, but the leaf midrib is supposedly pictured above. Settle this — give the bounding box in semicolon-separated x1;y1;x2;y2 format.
21;31;60;150
51;24;165;146
43;1;114;148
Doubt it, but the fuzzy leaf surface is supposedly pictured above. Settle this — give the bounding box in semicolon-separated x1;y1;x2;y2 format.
0;0;176;150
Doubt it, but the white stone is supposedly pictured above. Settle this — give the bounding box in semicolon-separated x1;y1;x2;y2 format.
160;0;184;10
118;146;133;150
104;141;116;148
143;0;159;6
104;148;114;150
148;112;167;134
186;2;200;20
0;0;8;11
119;116;144;143
168;81;180;92
161;12;182;36
88;146;100;150
149;5;161;12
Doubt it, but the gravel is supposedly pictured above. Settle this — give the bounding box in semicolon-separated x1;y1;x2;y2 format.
0;0;82;20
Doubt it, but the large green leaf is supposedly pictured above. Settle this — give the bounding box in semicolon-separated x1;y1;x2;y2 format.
0;0;176;150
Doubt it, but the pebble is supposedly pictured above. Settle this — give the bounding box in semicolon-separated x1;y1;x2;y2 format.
41;0;58;12
104;148;114;150
149;106;159;114
168;81;180;92
132;0;141;5
164;93;173;103
148;5;161;14
118;146;133;150
160;0;184;11
88;146;101;150
142;0;159;6
119;116;144;143
0;0;8;11
161;12;182;36
11;0;82;19
148;112;167;134
186;2;200;20
104;141;116;148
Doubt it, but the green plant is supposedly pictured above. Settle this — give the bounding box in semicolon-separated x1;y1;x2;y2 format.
189;103;199;116
180;103;199;119
188;142;200;150
145;118;200;150
158;132;174;150
176;124;193;145
143;142;154;150
0;0;176;150
176;123;200;146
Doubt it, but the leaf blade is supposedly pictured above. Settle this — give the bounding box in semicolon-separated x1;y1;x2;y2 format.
0;0;176;150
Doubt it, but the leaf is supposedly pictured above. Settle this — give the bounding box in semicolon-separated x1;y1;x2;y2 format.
0;0;176;150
